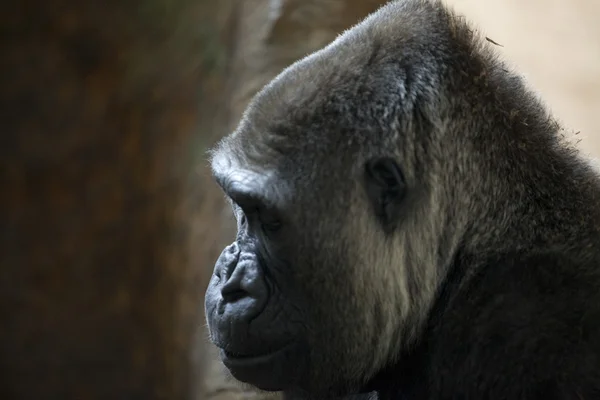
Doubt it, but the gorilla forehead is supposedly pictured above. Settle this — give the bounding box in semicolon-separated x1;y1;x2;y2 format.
227;0;457;163
241;48;394;158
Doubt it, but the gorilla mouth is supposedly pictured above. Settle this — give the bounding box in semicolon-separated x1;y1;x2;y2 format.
222;349;250;359
221;343;292;364
222;349;265;359
219;342;300;391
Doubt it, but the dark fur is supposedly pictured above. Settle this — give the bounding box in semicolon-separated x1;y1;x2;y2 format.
205;0;600;399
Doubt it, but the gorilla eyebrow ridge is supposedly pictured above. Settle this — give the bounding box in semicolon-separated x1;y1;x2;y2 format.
212;167;279;212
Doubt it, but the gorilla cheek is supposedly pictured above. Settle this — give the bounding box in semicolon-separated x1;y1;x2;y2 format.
204;242;307;391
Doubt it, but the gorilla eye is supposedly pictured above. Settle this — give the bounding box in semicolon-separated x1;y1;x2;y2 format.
259;213;282;233
239;212;247;226
228;188;283;234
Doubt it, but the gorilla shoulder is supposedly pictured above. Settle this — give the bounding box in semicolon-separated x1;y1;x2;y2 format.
205;0;600;399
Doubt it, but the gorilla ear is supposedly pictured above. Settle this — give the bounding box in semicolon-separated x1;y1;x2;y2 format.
364;157;407;230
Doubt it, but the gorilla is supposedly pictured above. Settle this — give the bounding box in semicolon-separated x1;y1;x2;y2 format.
205;0;600;398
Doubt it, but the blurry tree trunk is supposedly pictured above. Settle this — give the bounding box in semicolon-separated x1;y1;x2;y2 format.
201;1;389;399
0;0;232;398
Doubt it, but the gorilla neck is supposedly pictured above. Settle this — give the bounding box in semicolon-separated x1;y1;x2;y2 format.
462;137;600;257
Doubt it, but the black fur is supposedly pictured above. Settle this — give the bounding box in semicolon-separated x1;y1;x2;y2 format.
363;249;600;399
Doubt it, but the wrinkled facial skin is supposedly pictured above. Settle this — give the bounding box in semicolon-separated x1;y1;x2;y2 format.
204;142;409;397
204;166;310;392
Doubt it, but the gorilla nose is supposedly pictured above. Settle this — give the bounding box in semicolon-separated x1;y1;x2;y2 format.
218;257;268;321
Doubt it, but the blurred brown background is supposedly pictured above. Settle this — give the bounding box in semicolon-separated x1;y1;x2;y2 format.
1;0;597;399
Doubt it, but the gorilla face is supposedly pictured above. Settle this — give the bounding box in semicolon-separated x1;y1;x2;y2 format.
205;139;412;395
204;164;307;392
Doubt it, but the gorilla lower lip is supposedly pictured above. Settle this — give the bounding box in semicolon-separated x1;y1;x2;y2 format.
220;343;300;391
221;343;291;366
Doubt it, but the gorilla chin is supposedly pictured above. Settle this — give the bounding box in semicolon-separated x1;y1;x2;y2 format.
219;342;304;391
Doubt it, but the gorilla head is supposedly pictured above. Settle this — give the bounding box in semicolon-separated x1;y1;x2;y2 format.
205;0;600;399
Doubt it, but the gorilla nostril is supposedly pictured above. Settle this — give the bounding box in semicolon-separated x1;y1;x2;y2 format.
223;289;248;303
221;283;249;303
221;272;255;302
218;263;268;321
